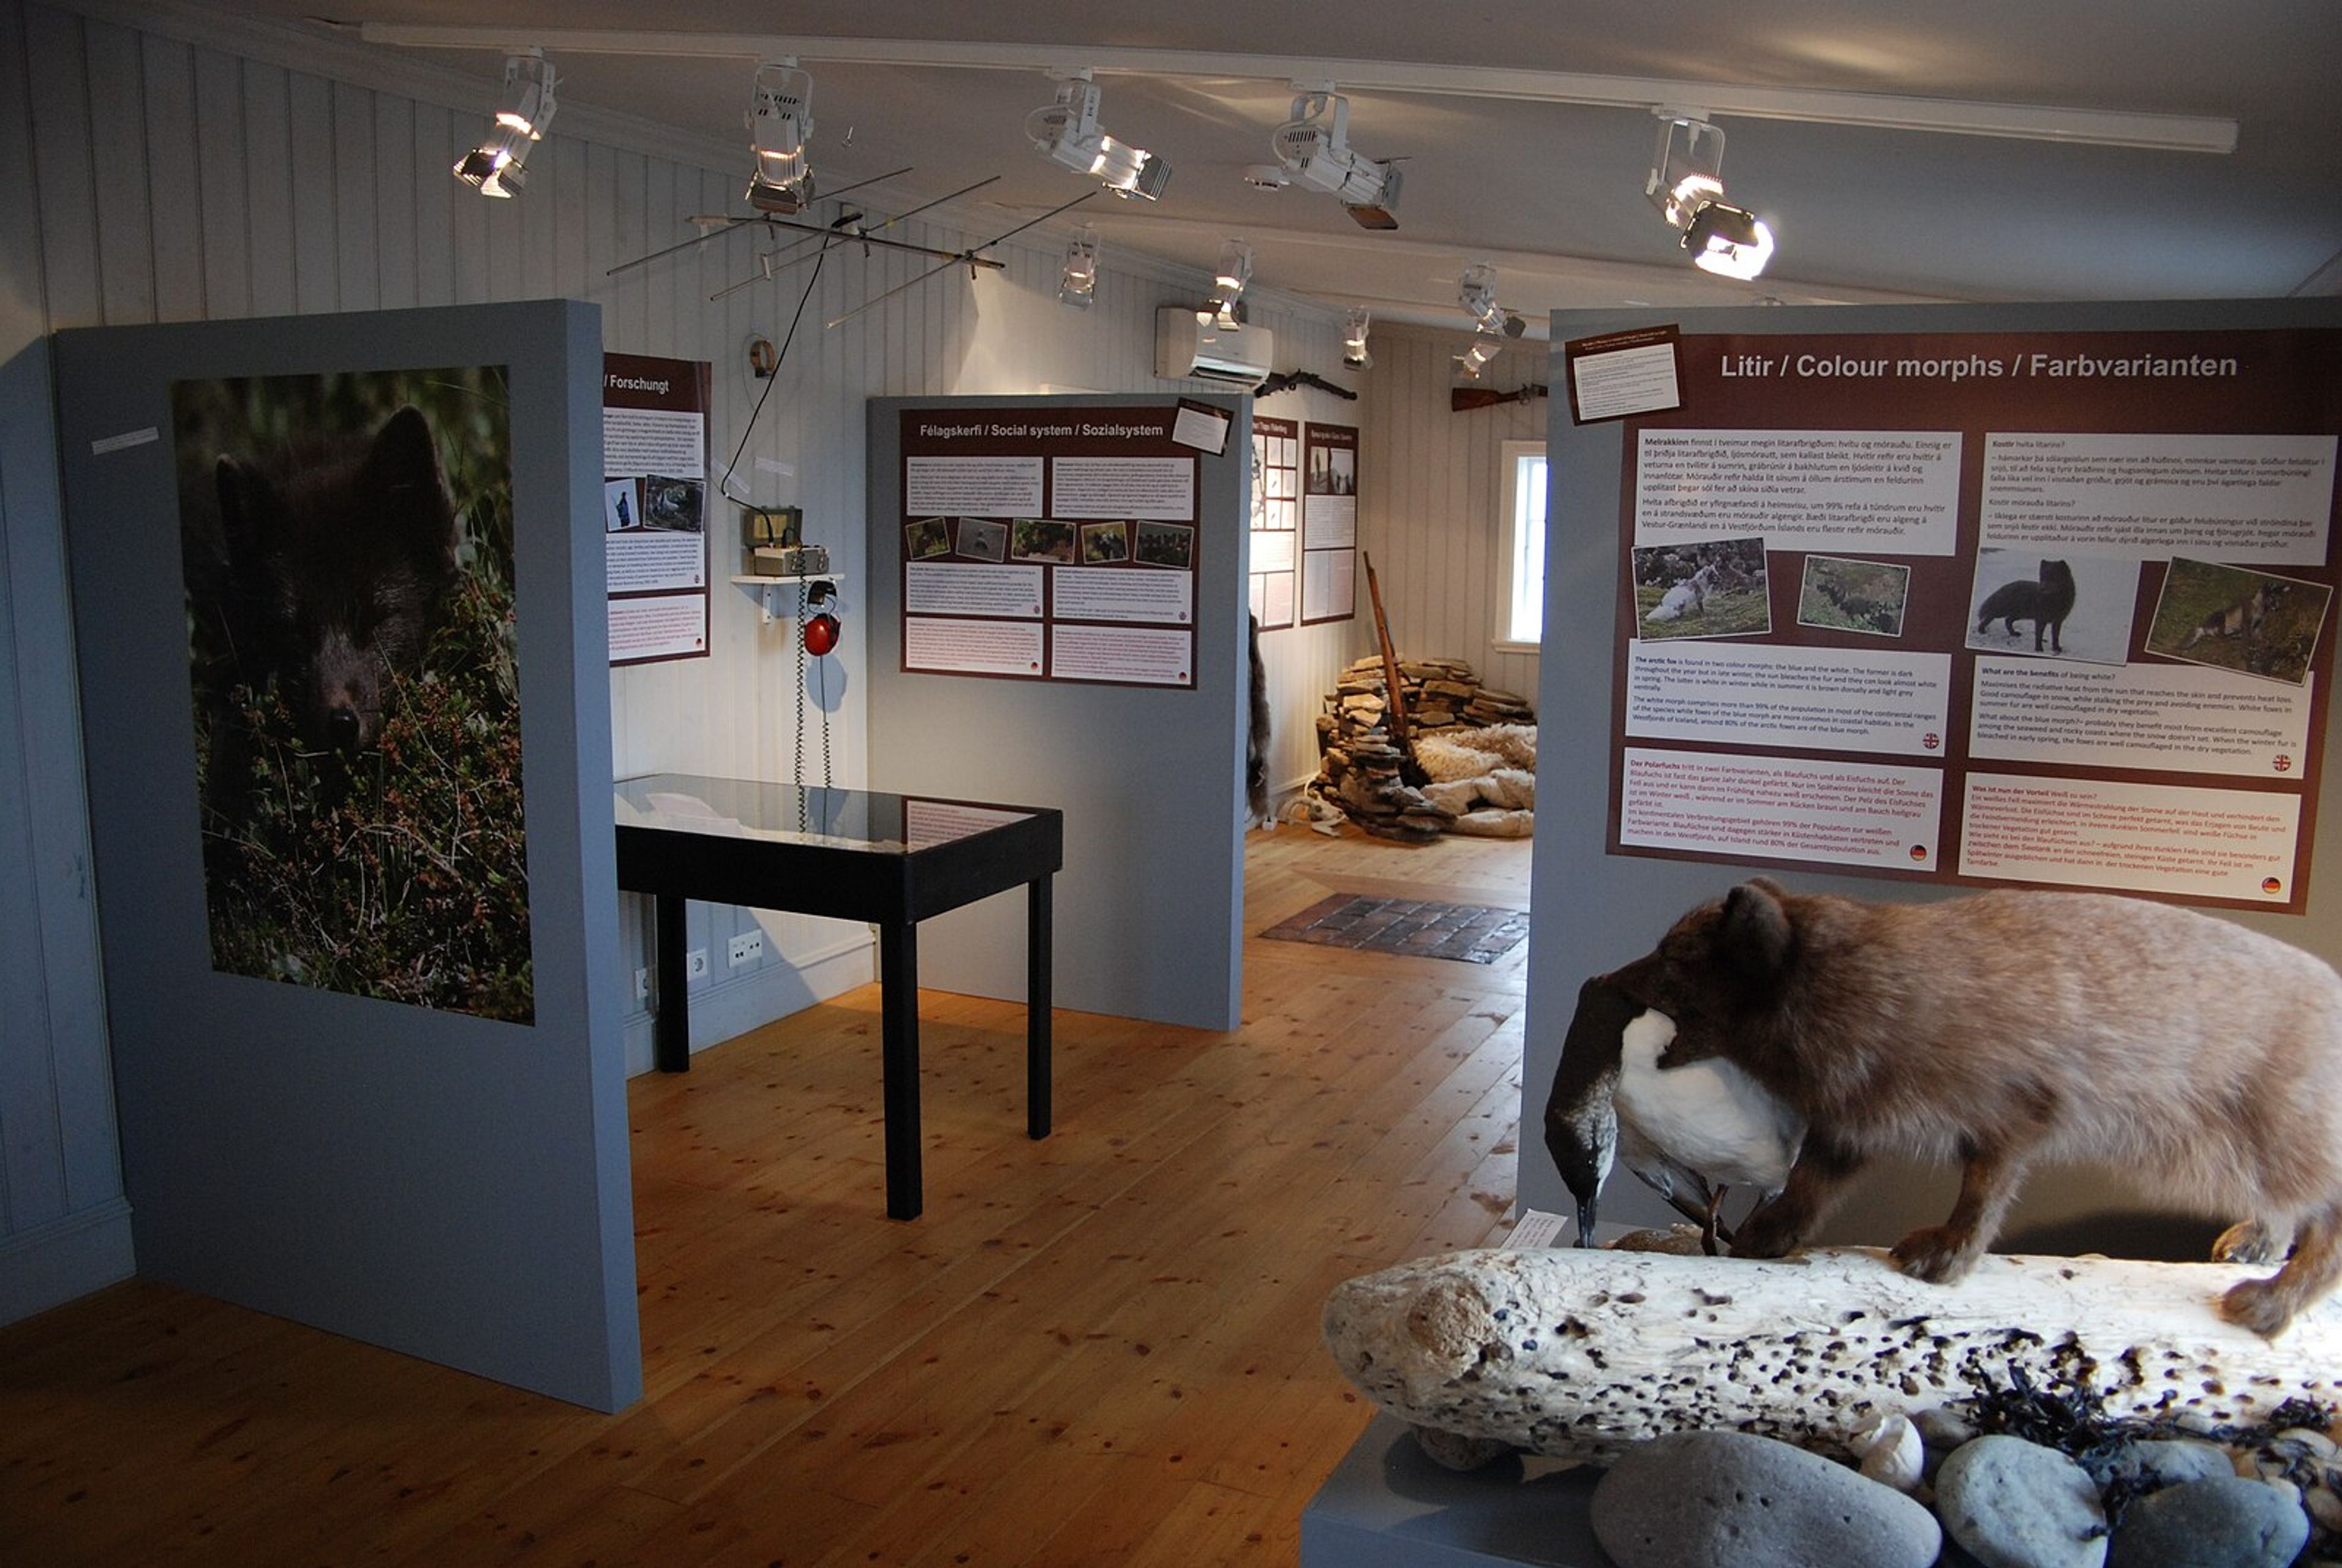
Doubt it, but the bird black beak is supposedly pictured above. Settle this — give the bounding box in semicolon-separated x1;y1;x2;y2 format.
1575;1196;1600;1247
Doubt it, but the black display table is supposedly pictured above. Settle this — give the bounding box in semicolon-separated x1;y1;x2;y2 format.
613;774;1063;1219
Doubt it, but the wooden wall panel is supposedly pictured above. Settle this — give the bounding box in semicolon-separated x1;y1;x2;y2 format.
140;34;204;323
243;64;296;314
192;49;249;317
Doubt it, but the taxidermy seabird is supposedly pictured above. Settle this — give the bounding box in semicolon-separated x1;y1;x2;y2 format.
1542;976;1804;1254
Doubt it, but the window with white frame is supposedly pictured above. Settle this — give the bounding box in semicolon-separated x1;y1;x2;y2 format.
1499;440;1547;646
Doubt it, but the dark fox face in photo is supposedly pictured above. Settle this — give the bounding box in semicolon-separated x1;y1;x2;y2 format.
214;405;458;753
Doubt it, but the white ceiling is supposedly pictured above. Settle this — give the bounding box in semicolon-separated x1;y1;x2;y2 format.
224;1;2342;331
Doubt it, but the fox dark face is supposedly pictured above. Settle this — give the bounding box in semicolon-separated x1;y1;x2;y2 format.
213;405;457;753
1601;879;1797;1065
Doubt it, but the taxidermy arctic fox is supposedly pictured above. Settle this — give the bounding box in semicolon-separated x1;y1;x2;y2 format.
1604;877;2342;1336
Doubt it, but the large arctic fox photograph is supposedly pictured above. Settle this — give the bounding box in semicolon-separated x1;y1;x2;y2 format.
174;367;533;1022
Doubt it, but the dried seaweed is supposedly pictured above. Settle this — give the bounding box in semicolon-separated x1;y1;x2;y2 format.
1956;1354;2339;1547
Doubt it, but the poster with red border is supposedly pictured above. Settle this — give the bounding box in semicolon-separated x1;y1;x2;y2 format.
898;407;1202;688
1300;421;1358;626
1603;326;2342;912
1249;413;1299;630
604;352;712;666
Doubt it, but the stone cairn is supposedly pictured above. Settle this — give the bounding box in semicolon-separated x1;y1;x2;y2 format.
1309;657;1536;842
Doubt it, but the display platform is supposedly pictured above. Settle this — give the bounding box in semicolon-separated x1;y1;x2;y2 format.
1301;1414;1609;1568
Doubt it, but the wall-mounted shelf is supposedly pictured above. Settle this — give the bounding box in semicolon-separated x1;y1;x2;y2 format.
729;573;844;626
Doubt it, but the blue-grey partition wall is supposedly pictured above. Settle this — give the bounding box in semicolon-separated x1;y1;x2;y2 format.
866;394;1249;1032
53;300;640;1411
1523;297;2342;1242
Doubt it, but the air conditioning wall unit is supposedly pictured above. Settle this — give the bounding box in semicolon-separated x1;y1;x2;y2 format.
1154;306;1276;387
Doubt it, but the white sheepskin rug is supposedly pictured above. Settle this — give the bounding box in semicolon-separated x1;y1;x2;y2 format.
1415;723;1537;782
1452;807;1534;838
1422;769;1534;816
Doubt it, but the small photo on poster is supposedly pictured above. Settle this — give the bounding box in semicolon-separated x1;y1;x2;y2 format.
603;478;635;532
1134;521;1194;570
2145;559;2330;687
1796;557;1910;638
954;516;1008;562
1306;445;1355;496
905;516;953;560
1965;550;2139;666
1632;536;1770;639
1011;516;1075;563
642;474;704;531
1080;521;1130;564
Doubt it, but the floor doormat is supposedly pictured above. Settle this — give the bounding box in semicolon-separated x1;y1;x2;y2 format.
1259;894;1530;964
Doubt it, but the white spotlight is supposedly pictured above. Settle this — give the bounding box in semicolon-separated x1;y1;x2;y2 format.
1457;263;1521;335
1648;113;1726;227
1454;333;1503;380
1058;225;1100;310
453;49;556;198
745;59;814;214
1685;201;1775;280
1214;239;1254;298
1194;238;1253;333
1342;308;1372;371
1647;111;1775;279
1026;69;1170;202
1270;87;1402;229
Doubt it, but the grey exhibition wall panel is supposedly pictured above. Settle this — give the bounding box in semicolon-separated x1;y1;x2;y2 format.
1520;296;2342;1239
52;299;640;1411
866;394;1249;1033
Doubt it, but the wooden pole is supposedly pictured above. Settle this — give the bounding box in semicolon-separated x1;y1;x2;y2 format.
1325;1244;2342;1466
1361;552;1428;786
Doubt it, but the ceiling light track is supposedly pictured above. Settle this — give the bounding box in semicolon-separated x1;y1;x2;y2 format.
354;25;2238;154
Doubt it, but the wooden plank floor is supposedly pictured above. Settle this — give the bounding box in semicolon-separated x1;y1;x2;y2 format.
0;823;1532;1567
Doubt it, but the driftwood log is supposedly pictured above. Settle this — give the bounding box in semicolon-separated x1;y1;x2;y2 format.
1322;1245;2342;1464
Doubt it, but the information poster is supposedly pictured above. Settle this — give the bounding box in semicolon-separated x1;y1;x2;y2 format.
1249;414;1299;630
1300;421;1359;626
604;352;711;665
1607;327;2342;911
898;407;1202;688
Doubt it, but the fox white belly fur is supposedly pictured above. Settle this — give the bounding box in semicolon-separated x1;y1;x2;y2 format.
1616;1011;1803;1194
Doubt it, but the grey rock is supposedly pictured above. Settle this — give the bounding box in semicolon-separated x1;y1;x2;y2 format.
1936;1436;2108;1568
2090;1437;2235;1491
2107;1476;2309;1568
2278;1428;2339;1462
1915;1406;1979;1453
1589;1429;1940;1568
1407;1423;1512;1472
1608;1224;1707;1254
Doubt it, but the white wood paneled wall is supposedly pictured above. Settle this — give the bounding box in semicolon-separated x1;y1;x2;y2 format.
1358;323;1545;707
0;0;1362;1312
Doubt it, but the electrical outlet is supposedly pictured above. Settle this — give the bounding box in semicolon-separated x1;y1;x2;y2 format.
729;930;766;968
687;948;710;981
634;967;650;1002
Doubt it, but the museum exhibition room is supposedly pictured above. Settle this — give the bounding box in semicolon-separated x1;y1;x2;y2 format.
4;1;2342;1564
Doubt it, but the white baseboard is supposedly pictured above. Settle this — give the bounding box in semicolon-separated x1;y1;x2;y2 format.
620;933;876;1077
0;1199;136;1327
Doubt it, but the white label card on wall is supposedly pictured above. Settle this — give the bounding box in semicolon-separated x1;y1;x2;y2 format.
1172;399;1232;455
